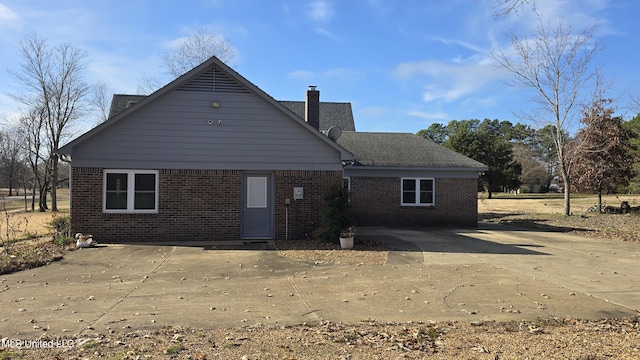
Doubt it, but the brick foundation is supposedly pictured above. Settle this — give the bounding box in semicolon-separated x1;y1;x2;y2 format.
350;177;478;227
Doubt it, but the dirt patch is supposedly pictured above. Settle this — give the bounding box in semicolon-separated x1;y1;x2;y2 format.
0;206;72;274
276;237;388;265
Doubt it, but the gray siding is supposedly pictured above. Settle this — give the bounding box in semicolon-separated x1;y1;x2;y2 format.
70;91;343;171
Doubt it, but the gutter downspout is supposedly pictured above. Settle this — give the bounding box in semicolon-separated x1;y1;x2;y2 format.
59;154;72;238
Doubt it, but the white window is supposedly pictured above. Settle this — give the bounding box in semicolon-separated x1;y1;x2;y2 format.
342;177;351;191
401;178;434;206
104;170;159;213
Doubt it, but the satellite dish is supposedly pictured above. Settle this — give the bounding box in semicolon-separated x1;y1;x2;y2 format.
327;126;342;141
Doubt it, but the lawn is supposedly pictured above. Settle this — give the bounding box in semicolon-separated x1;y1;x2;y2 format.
478;192;640;242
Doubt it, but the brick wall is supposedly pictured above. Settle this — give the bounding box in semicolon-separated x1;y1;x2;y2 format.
350;176;478;227
274;170;342;239
70;167;340;242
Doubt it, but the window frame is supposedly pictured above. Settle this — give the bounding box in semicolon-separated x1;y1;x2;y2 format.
103;169;159;214
401;177;435;206
342;177;351;191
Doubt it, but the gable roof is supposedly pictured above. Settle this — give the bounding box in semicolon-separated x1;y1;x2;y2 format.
107;94;146;118
279;101;355;131
337;132;487;170
58;56;353;161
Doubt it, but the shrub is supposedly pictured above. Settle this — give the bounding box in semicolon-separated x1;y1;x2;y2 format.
320;182;353;243
47;214;70;244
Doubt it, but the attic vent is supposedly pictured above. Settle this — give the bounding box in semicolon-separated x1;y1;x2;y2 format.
177;67;250;94
125;101;139;108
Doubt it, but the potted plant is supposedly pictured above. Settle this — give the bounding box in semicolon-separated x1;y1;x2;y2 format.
320;182;354;248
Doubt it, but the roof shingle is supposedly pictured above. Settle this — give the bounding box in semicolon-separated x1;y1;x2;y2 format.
276;101;356;131
337;132;487;169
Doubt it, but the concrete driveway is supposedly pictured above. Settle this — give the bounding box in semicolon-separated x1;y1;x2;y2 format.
0;223;638;338
363;223;639;315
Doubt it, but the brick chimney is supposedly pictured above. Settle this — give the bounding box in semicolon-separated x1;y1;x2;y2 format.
305;85;320;130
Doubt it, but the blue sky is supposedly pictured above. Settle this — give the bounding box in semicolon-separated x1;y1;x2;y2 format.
0;0;638;135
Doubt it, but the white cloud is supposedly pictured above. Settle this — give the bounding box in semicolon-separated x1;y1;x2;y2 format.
489;0;607;36
323;67;364;82
308;0;334;22
288;70;314;79
394;59;501;103
87;57;143;94
0;93;23;126
315;26;339;40
407;110;449;120
0;3;18;24
359;106;390;118
430;36;487;55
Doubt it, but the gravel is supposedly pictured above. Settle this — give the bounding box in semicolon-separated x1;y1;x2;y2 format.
2;318;639;359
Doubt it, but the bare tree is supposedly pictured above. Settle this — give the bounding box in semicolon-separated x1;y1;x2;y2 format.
9;34;90;212
138;28;238;95
630;94;640;114
492;0;537;17
16;107;49;211
491;18;601;215
162;27;237;78
90;81;112;124
136;73;163;96
0;126;25;196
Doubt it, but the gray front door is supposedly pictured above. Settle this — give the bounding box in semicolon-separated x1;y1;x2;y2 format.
241;174;273;239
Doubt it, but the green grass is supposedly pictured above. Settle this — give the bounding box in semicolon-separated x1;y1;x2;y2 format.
0;351;20;360
82;340;98;349
164;344;186;354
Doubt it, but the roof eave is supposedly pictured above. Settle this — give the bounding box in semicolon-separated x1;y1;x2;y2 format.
346;165;488;172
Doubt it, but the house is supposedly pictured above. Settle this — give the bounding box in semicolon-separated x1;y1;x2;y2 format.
57;56;486;242
337;132;486;227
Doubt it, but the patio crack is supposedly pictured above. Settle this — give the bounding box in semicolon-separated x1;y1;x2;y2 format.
442;284;467;309
79;246;178;335
287;276;322;320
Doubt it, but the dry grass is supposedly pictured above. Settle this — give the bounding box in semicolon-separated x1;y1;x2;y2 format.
0;194;72;274
479;193;640;242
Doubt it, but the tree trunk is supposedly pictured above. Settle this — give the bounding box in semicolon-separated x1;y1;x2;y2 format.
39;183;48;212
50;155;59;212
31;183;36;211
597;190;603;213
23;179;27;212
562;171;571;216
